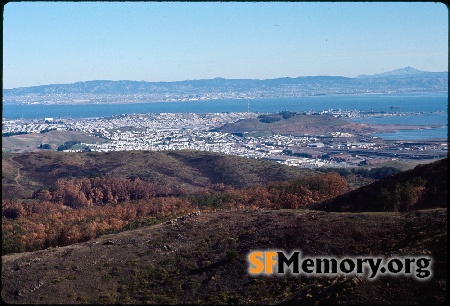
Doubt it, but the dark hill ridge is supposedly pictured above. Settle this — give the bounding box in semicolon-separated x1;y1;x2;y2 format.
1;208;446;304
311;158;448;212
2;150;315;199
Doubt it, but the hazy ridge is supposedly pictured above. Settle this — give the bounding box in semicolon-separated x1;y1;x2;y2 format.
3;67;447;104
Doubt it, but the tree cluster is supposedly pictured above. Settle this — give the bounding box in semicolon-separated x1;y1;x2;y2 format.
3;172;349;255
376;177;428;211
39;143;52;149
257;114;282;123
188;172;349;210
317;166;401;179
2;196;193;254
56;141;80;151
279;110;297;119
37;176;157;208
2;131;29;137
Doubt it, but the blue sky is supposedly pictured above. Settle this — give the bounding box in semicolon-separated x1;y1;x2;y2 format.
3;1;448;89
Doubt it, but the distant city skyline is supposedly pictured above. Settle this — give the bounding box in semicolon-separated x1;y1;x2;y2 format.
3;1;448;89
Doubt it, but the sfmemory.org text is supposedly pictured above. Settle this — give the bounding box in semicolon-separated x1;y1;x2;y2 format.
247;251;432;280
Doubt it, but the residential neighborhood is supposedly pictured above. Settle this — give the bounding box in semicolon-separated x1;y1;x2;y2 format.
2;111;447;168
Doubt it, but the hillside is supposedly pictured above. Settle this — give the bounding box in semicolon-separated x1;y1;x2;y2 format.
2;208;446;304
2;150;447;304
2;150;315;199
311;158;448;212
2;130;106;153
212;112;373;137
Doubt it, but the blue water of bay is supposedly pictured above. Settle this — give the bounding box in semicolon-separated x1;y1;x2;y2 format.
351;113;448;140
373;126;448;140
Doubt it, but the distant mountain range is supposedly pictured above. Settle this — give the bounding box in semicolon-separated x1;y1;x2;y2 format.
3;67;447;104
356;66;446;78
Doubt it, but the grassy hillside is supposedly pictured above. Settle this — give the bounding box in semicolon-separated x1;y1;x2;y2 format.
311;158;448;212
2;208;446;304
358;158;439;172
2;130;106;153
2;150;315;199
212;112;373;136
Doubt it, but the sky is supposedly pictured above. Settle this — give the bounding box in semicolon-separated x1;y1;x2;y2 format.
3;1;448;89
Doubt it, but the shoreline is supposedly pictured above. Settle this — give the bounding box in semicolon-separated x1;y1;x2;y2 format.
368;124;446;133
3;91;448;107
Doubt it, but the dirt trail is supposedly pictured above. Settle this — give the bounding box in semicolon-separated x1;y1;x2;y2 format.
9;156;23;187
